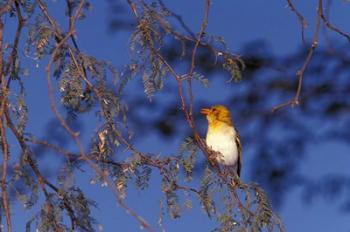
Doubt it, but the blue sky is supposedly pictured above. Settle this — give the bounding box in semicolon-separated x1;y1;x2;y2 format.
3;0;350;231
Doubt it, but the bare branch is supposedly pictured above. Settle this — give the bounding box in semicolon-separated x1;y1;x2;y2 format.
286;0;308;43
156;0;196;38
273;0;322;112
35;1;157;230
318;0;350;42
187;0;211;118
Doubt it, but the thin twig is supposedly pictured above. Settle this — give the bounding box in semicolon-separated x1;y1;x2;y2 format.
36;1;156;230
36;0;62;36
5;0;25;88
27;137;78;159
318;0;350;42
321;0;350;62
273;0;322;112
4;107;78;230
157;0;196;39
0;122;12;232
130;1;256;222
286;0;308;43
187;0;211;119
141;1;239;66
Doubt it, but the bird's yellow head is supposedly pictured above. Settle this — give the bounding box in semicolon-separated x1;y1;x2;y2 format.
201;105;233;127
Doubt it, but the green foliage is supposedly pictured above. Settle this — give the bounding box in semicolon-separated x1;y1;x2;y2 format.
164;184;181;219
251;184;275;232
129;16;168;100
25;188;96;232
135;165;152;190
192;72;209;87
37;197;65;232
180;137;198;181
199;166;217;217
223;56;245;83
11;162;39;209
25;15;54;59
66;187;97;231
59;60;87;112
8;94;28;134
57;165;75;191
1;1;284;231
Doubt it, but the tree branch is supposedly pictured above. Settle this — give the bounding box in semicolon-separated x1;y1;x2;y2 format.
286;0;308;43
4;106;78;231
5;0;25;88
35;1;157;230
0;18;13;232
318;0;350;42
187;0;211;120
273;0;322;112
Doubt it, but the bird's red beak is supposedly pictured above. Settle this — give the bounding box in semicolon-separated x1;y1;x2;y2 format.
200;108;210;115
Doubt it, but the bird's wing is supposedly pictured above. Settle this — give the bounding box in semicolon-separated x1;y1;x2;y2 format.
234;131;242;177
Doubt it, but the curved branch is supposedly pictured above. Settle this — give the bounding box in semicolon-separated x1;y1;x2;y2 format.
318;0;350;42
273;0;322;112
0;18;13;232
286;0;308;43
36;1;156;230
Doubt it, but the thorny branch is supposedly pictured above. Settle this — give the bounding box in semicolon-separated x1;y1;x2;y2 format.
4;107;80;231
125;0;266;227
0;6;78;227
0;7;76;230
140;0;239;67
35;0;156;231
5;0;344;230
28;134;200;195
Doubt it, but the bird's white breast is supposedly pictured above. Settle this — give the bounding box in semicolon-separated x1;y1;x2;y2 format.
206;126;238;166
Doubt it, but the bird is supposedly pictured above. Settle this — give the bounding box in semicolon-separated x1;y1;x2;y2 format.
201;105;242;177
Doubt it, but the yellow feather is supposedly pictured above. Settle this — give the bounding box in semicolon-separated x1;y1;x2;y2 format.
205;105;233;128
202;104;242;176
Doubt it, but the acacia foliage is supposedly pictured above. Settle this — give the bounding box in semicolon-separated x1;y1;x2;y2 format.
0;1;284;231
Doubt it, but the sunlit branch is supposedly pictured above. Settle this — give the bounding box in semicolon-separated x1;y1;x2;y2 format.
0;18;13;232
187;0;211;115
124;2;280;229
